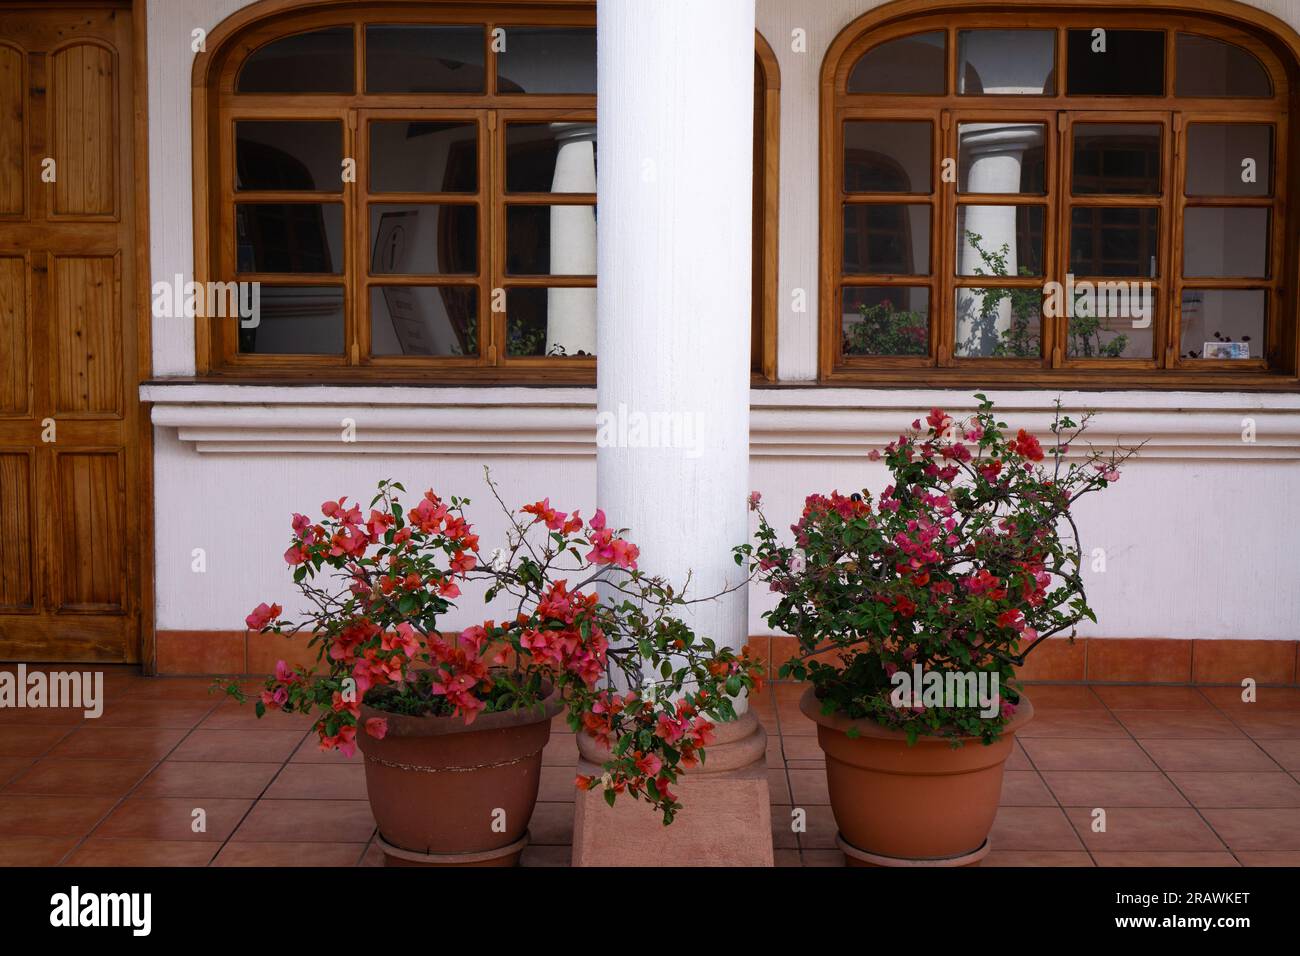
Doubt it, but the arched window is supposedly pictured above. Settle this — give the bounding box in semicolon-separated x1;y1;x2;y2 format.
194;3;778;382
821;4;1296;388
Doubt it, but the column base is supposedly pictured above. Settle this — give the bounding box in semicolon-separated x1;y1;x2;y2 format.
570;711;774;867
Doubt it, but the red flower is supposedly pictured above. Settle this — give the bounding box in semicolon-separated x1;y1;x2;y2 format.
1012;429;1044;462
245;602;282;630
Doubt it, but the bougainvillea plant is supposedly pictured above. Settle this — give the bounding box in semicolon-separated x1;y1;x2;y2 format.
736;396;1137;744
226;472;762;824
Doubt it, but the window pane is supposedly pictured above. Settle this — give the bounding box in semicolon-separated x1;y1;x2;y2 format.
957;206;1045;276
506;205;596;276
1183;208;1269;278
1186;124;1272;197
958;30;1055;95
238;285;344;355
236;203;344;274
236;121;342;192
1069;207;1158;277
1176;34;1272;97
506;286;595;357
237;27;354;93
847;32;945;94
505;123;596;193
1180;289;1264;359
844;121;931;193
1062;285;1155;359
370;286;477;357
369;121;478;194
957;123;1047;194
497;27;596;94
842;205;930;275
365;25;486;93
1072;124;1162;195
1067;29;1164;95
841;287;930;357
369;205;477;276
955;287;1043;358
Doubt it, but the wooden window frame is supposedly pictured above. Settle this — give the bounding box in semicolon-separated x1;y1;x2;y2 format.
192;2;779;384
820;3;1300;390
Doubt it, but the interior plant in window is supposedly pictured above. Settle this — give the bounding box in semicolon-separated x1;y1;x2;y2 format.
844;297;929;357
737;395;1136;866
964;231;1042;358
227;474;761;866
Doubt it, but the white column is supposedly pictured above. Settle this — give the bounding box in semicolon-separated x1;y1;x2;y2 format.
547;123;598;355
596;0;753;681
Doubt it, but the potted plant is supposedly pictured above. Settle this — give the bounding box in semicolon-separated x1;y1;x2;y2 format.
228;475;762;866
738;396;1134;866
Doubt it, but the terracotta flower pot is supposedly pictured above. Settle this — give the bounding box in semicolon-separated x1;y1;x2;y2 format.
357;686;564;867
799;685;1034;867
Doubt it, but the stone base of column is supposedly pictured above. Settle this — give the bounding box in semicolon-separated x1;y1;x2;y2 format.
570;711;773;867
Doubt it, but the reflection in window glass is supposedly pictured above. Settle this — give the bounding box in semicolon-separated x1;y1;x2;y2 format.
957;206;1045;276
370;286;477;357
842;205;930;275
365;25;486;93
1186;124;1272;197
238;285;345;354
236;203;344;274
958;30;1055;94
506;286;596;357
237;27;354;93
505;123;596;193
1067;29;1164;95
844;121;932;193
370;122;478;194
1183;208;1269;278
1070;207;1158;277
236;121;342;191
1072;124;1162;195
841;287;929;357
847;32;945;94
506;205;596;276
1180;289;1265;359
955;287;1043;358
497;27;596;94
369;205;478;276
1176;34;1272;97
1064;289;1155;359
957;123;1047;194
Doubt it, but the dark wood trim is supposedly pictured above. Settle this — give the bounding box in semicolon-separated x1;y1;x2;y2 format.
754;30;780;383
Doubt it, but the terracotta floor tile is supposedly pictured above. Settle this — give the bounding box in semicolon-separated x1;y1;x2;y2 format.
787;767;829;805
64;839;220;867
538;765;577;803
0;725;74;758
1234;851;1300;866
777;712;817;737
4;758;154;797
1020;685;1106;710
1041;771;1188;808
542;733;577;768
989;806;1084;851
134;761;280;799
1092;685;1214;710
771;805;798;849
212;842;366;867
983;850;1094;866
1000;770;1057;807
121;678;228;701
197;700;315;732
767;768;791;804
93;796;252;842
780;734;824;761
1256;739;1300;771
1005;741;1032;771
290;734;360;764
47;726;189;761
1199;686;1300;711
1139;738;1279;772
231;799;374;843
765;739;784;769
95;699;219;729
520;845;571;867
170;729;305;763
358;840;386;867
1222;710;1300;738
0;756;33;784
798;804;838;850
1111;709;1245;739
1092;852;1239;866
527;801;574;846
785;759;824;770
0;836;78;865
0;794;117;837
1066;806;1225;852
1168;771;1300;808
1017;709;1129;738
800;849;845;866
0;706;89;726
264;763;367;800
1199;808;1300;851
774;848;802;867
1021;738;1156;772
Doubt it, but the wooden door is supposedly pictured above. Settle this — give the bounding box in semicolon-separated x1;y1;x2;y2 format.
0;2;144;663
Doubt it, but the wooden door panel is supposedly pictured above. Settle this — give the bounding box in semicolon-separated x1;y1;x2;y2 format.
50;42;117;217
0;451;34;610
54;450;124;610
52;254;121;415
0;42;23;215
0;255;27;414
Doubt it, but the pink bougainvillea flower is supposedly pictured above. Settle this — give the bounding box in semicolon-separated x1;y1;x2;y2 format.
364;717;388;740
245;602;282;630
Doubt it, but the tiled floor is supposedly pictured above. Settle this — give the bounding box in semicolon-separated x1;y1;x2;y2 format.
2;668;1299;866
